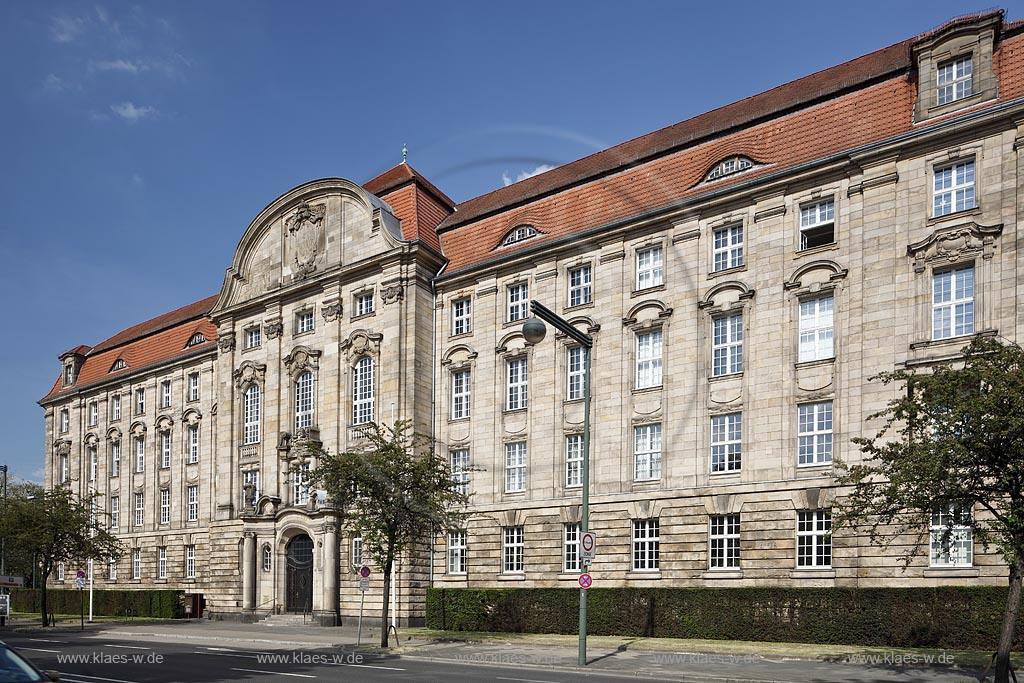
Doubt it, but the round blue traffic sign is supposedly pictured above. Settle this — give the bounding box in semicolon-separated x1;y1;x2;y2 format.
360;565;371;578
578;573;592;589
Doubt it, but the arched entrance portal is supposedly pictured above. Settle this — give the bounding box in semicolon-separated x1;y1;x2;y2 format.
285;534;314;613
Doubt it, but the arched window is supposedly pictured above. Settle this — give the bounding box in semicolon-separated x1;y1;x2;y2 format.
185;332;207;348
501;225;538;246
243;384;261;444
352;357;375;425
294;371;314;430
705;156;755;182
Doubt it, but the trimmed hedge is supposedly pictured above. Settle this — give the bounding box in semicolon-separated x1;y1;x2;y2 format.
426;587;1022;649
11;589;185;619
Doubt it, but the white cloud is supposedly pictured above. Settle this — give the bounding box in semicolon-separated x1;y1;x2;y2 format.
131;173;144;186
502;164;555;187
50;14;85;43
92;59;145;74
110;101;155;122
42;74;69;93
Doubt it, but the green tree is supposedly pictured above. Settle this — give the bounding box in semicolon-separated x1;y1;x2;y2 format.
0;487;123;626
1;481;45;583
308;421;468;647
837;336;1024;682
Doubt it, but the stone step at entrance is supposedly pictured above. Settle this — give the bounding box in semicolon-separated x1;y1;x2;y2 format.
259;613;311;626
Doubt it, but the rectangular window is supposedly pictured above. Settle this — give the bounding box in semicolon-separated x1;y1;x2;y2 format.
933;160;976;217
134;492;144;528
506;357;528;410
635;329;663;389
135;388;145;415
188;372;200;402
507;282;528;322
60;409;69;433
160;380;172;408
352;358;375;425
564;523;581;573
295;371;314;430
565;434;583;488
132;549;141;580
451;369;471;420
634;424;662;481
158;547;167;579
799;200;835;250
636;245;663;290
448;530;467;574
632;519;660;571
185;545;196;578
712;313;743;376
799;296;834;362
58;562;65;582
88;401;98;426
352;537;363;568
451;297;472;336
88;446;97;481
110;441;120;478
504;442;527;493
159;488;170;524
711;413;742;473
160;432;171;469
293;462;310;506
187;485;198;522
566;346;585;401
797;510;832;567
937;55;973;105
60;455;69;483
712;224;744;271
112;395;121;421
502;526;524;573
798;401;834;466
450;449;470;497
931;504;973;567
242;469;260;508
110;496;119;529
296;310;314;334
567;264;592;307
932;265;975;340
355;292;374;316
243;384;261;445
709;514;741;569
135;437;145;473
108;557;117;581
245;327;262;349
188;424;200;464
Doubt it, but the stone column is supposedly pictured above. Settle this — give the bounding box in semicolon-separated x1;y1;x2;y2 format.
322;522;339;623
242;532;256;611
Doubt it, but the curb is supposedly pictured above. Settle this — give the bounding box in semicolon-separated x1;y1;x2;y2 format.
96;629;346;649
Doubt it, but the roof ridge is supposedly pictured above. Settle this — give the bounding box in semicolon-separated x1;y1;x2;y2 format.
89;294;218;355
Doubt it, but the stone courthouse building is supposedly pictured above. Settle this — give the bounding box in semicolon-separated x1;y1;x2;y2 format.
40;11;1024;624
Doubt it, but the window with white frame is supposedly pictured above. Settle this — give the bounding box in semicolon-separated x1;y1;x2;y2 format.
567;264;592;307
188;372;200;402
159;488;170;524
451;297;472;336
711;413;742;473
293;462;310;506
352;357;375;425
937;55;973;105
712;313;743;376
110;441;120;477
354;291;374;316
294;371;314;430
636;245;663;290
134;436;145;472
712;224;744;271
60;409;68;433
709;514;741;569
706;156;754;182
796;510;832;567
932;265;974;340
160;432;171;468
245;326;262;349
110;495;119;529
187;424;200;464
296;310;314;334
933;159;975;217
502;526;524;573
448;530;467;574
502;225;538;246
565;434;582;488
158;547;167;579
135;388;146;415
57;562;65;582
352;536;363;568
242;469;260;507
507;282;529;322
108;557;117;581
634;424;662;481
632;519;660;571
187;485;198;522
564;523;581;573
450;449;470;497
60;454;69;483
243;384;261;444
185;545;196;578
160;380;171;408
930;504;973;567
799;199;835;250
635;329;663;389
506;357;528;410
88;446;97;481
134;492;144;527
798;401;833;466
262;545;272;572
111;395;121;421
799;296;834;362
504;442;527;493
451;369;471;420
132;549;141;579
567;346;585;401
88;401;98;426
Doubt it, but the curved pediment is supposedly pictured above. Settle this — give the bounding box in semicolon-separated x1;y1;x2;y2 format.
211;178;406;315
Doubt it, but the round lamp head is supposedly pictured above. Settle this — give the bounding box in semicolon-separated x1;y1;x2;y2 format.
522;318;547;344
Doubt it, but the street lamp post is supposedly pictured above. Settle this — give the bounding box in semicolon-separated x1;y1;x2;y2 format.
522;300;592;667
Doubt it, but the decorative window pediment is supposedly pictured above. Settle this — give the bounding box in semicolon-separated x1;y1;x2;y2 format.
907;222;1002;273
704;156;757;183
340;330;382;360
233;361;268;389
500;224;539;247
283;346;321;375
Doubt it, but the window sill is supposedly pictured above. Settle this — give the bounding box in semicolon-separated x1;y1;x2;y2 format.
710;469;742;478
707;264;746;280
503;407;528;416
631;385;663;395
632;478;662;489
498;573;526;581
790;568;835;579
292;329;315;339
794;242;838;258
926;205;982;227
925;91;988;120
439;574;468;581
448;331;474;342
448;417;471;425
796;462;833;471
794;357;835;370
502;318;528;329
351;312;376;322
923;566;978;578
702;570;743;580
631;283;666;298
708;372;743;383
563;301;594;314
910;329;995;351
626;571;661;580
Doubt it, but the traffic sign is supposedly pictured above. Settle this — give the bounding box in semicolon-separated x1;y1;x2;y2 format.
578;573;592;589
581;532;596;564
359;565;371;578
76;570;86;579
0;576;23;588
75;577;86;590
0;595;10;617
359;578;370;592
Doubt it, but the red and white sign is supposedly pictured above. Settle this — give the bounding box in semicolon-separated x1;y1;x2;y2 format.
578;573;593;589
581;532;596;564
359;565;371;578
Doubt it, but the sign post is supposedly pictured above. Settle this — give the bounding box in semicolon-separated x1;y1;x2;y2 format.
76;570;86;631
357;566;370;646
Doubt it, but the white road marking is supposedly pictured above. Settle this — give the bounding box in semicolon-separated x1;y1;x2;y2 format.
20;647;60;654
231;667;316;678
103;644;150;650
205;646;272;655
29;638;62;643
496;678;560;683
194;650;259;659
58;673;141;683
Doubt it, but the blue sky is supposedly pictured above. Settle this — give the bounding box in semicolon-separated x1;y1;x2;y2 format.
1;1;1019;483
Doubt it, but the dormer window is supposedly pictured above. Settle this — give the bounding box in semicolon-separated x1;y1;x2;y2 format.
110;358;128;373
705;156;754;183
501;225;538;247
912;12;999;122
63;364;76;386
937;55;973;105
185;332;207;348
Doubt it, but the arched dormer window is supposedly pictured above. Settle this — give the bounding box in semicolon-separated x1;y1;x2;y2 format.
501;225;538;247
705;156;755;183
110;358;128;373
243;384;262;445
352;357;375;425
185;332;207;348
294;370;314;431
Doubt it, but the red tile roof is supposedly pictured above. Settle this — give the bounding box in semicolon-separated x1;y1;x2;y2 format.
363;163;454;252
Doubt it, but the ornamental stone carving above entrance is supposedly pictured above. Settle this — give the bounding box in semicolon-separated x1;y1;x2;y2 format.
286;202;327;279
